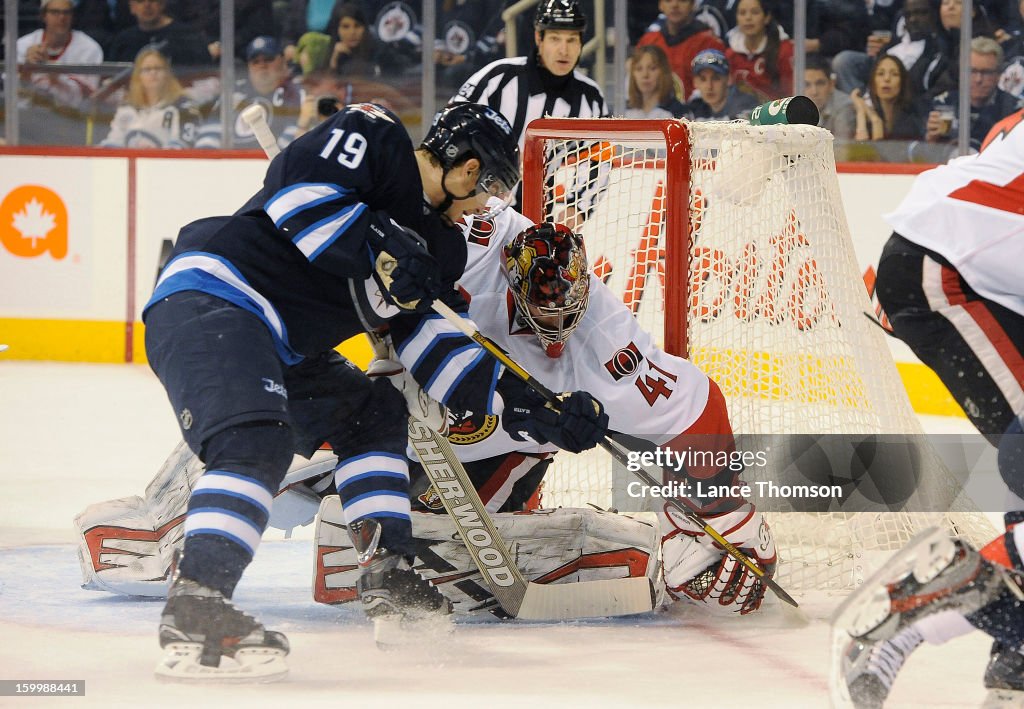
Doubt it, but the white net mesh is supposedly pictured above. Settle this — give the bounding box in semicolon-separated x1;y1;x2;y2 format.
523;118;995;591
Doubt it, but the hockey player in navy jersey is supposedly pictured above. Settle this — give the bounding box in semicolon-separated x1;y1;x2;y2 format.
142;101;609;681
79;207;777;627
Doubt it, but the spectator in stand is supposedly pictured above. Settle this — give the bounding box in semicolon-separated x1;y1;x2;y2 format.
195;36;305;150
99;47;201;148
326;3;384;77
625;44;688;118
917;0;1000;98
637;0;725;101
294;31;333;76
927;37;1024;150
17;0;104;111
170;0;276;63
684;47;759;120
434;0;506;90
804;54;856;140
998;0;1024;98
725;0;793;100
851;53;926;140
106;0;212;68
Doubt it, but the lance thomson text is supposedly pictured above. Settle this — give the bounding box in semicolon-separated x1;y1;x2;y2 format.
625;479;845;500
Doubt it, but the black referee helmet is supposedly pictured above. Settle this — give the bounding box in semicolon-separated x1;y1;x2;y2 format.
534;0;587;33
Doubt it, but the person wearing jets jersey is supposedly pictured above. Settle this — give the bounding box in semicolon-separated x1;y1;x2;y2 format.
136;99;610;681
78;205;777;619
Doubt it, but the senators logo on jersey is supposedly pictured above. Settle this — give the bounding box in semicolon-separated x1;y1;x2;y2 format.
466;217;495;247
604;342;643;381
447;409;500;445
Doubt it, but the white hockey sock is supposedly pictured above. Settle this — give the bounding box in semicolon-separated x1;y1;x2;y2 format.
913;609;976;645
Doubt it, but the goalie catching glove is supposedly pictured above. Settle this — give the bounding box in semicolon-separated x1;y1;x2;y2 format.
500;376;609;454
661;501;777;614
367;213;443;312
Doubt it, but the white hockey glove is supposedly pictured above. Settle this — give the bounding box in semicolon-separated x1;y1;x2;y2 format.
367;350;448;434
660;501;777;615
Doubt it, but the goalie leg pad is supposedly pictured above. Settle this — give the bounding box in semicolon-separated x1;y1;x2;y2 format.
75;440;205;597
314;498;663;616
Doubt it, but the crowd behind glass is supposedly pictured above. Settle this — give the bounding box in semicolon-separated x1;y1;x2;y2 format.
3;0;1024;162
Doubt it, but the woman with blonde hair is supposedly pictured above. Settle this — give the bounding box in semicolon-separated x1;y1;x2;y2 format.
100;47;202;148
626;44;687;119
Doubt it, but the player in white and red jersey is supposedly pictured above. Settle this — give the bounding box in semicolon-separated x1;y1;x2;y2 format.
76;210;777;617
842;110;1024;706
434;208;730;512
877;108;1024;441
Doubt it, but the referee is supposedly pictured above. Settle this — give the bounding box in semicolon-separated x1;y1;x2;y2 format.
450;0;609;227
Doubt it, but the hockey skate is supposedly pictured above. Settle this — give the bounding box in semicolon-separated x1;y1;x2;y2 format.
981;642;1024;708
155;576;289;683
831;527;1009;707
348;518;452;649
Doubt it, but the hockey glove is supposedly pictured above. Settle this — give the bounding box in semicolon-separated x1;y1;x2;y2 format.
502;386;609;454
661;502;777;615
367;213;443;312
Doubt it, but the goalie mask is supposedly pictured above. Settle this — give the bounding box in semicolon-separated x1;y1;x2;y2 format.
503;222;589;358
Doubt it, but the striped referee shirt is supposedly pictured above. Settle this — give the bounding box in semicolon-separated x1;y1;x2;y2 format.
451;52;609;151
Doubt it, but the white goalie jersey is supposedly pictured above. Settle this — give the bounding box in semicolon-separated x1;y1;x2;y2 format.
451;207;716;462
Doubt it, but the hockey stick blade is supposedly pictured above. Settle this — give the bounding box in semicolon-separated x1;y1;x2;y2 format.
408;417;655;620
430;300;798;608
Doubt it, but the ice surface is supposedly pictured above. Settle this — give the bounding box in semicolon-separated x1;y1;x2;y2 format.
0;362;996;707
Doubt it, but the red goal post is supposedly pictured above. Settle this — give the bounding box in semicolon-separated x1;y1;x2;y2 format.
523;118;692;358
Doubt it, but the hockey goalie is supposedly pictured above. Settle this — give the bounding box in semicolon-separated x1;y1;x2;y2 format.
76;209;777;618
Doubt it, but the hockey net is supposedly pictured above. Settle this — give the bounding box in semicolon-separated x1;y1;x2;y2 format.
521;118;995;592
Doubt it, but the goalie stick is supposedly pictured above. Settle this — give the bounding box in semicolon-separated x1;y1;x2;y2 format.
430;300;799;609
244;108;656;619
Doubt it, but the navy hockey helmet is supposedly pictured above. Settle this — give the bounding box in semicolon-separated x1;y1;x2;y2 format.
421;103;521;220
503;222;590;358
534;0;587;33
